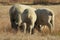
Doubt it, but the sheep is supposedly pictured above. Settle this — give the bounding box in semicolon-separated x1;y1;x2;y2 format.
35;8;54;32
21;8;37;34
9;5;19;31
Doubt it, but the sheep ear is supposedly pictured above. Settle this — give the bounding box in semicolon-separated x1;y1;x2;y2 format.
35;10;37;14
35;9;39;14
48;11;52;16
23;9;28;14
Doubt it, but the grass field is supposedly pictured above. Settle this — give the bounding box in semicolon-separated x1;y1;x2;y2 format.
0;4;60;40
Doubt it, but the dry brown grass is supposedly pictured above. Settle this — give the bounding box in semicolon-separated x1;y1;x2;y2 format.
0;5;60;40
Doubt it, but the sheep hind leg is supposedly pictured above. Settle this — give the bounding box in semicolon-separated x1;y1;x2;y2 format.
37;25;42;32
23;23;27;34
30;23;34;35
47;22;52;33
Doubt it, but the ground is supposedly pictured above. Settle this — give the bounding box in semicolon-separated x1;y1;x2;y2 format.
0;5;60;40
